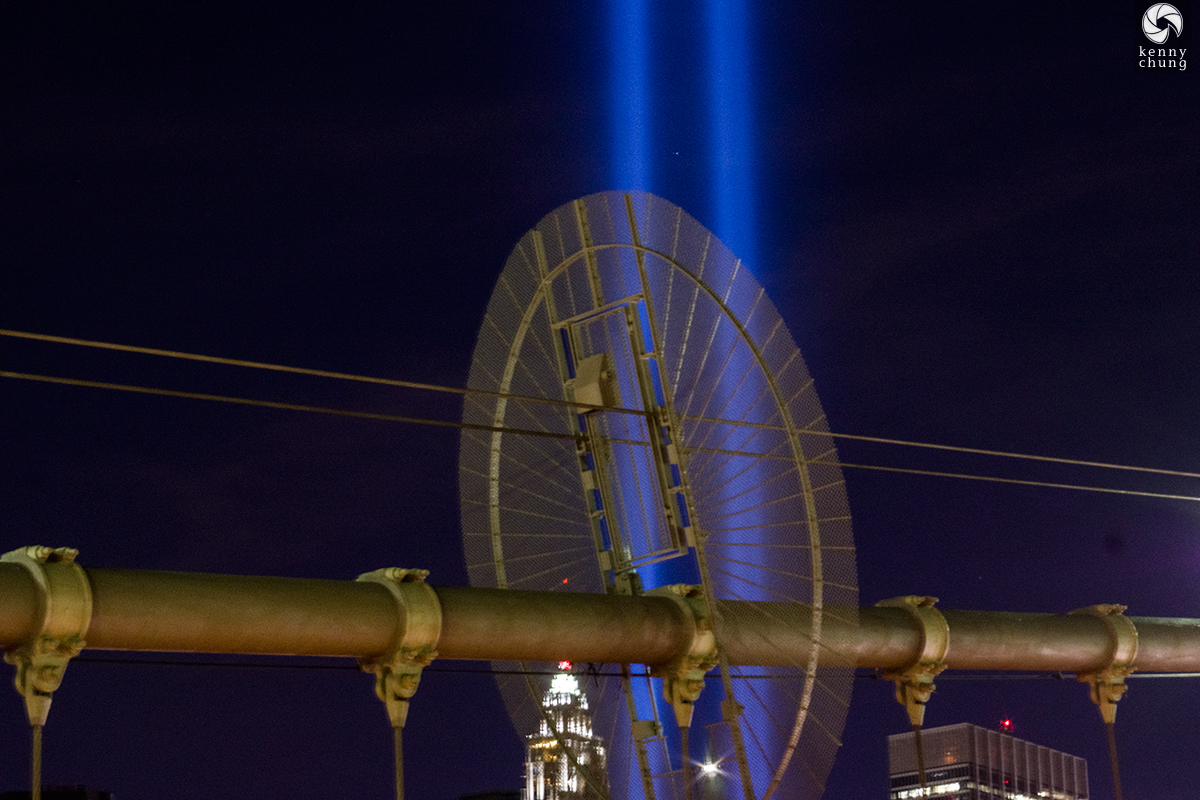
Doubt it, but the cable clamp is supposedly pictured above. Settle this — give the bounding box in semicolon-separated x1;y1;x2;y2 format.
876;596;950;728
356;568;442;729
1070;604;1138;724
647;584;717;729
1;547;93;727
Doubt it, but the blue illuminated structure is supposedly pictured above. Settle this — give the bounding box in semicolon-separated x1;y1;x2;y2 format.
462;192;857;800
607;2;765;787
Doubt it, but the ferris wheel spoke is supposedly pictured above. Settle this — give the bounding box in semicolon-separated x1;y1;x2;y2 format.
715;591;854;680
684;414;776;471
709;554;857;594
685;347;802;441
683;330;750;425
804;445;840;466
703;521;851;538
675;318;728;420
469;542;593;569
464;530;588;541
489;440;576;490
656;227;682;354
685;371;779;457
706;563;816;604
675;256;746;419
687;298;776;434
462;193;857;800
686;426;794;468
510;346;562;405
460;428;578;493
692;461;801;511
505;553;598;588
687;451;792;502
695;489;810;525
736;702;774;789
685;440;794;497
736;669;793;740
667;241;711;396
805;701;851;742
459;467;582;516
461;498;581;526
719;580;856;629
706;553;813;582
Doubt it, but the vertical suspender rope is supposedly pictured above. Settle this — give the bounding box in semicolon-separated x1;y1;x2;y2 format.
680;725;693;800
1106;722;1123;800
1;548;92;800
911;724;927;791
394;725;404;800
356;569;441;800
877;596;948;796
650;585;716;800
1072;605;1137;800
31;723;43;800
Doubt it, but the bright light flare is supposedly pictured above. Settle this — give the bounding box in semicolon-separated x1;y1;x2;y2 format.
700;761;720;776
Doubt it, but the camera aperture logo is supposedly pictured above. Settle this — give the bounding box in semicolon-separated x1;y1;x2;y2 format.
1140;4;1186;69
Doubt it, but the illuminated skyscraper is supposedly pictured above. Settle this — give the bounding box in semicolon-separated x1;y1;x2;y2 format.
887;723;1088;800
523;664;608;800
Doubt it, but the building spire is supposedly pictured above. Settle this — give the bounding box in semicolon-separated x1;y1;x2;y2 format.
523;663;608;800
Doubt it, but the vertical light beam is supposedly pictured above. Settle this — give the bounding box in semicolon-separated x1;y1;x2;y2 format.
706;0;756;268
705;2;776;785
611;0;651;191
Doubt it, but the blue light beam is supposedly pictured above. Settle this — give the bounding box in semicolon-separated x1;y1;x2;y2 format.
611;0;651;191
706;0;757;269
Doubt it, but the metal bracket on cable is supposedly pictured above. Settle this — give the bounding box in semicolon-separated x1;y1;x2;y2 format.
2;546;93;800
1071;604;1137;800
2;546;93;728
647;584;717;729
356;568;443;729
1070;604;1138;724
647;584;716;800
876;596;950;728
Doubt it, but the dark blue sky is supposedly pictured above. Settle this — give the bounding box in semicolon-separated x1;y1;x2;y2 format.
1;2;1197;798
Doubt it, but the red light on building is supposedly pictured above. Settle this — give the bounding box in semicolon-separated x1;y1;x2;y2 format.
999;718;1015;734
558;660;572;671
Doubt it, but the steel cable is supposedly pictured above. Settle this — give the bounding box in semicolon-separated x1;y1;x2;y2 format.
31;723;42;800
394;726;404;800
912;723;927;792
0;329;646;417
681;725;693;800
5;327;1198;480
3;369;1199;504
1107;722;1123;800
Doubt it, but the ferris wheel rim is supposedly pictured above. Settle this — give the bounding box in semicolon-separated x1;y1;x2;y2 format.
459;190;858;800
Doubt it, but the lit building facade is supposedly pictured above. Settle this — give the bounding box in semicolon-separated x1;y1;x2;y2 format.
523;665;608;800
887;723;1088;800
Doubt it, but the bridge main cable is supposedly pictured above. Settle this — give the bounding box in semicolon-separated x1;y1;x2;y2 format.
0;561;1198;673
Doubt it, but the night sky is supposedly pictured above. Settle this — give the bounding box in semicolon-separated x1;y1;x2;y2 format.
1;2;1198;799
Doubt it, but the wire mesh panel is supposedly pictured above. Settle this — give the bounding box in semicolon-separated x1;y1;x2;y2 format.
460;191;858;800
